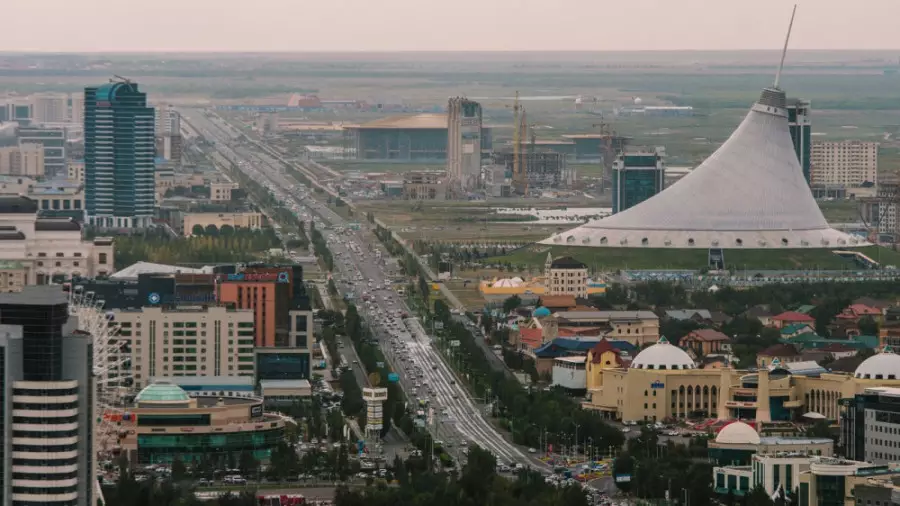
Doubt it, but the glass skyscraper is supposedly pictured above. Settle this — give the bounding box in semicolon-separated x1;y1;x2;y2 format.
787;98;811;184
612;149;666;214
84;81;155;228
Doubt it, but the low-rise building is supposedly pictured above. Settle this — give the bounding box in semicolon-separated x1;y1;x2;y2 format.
112;305;256;389
403;170;448;200
681;329;731;356
28;179;84;214
545;255;589;297
209;181;236;202
183;212;264;236
0;195;114;284
0;142;45;176
68;160;85;183
757;344;802;368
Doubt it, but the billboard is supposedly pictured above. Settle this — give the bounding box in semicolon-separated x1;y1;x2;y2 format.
222;271;290;283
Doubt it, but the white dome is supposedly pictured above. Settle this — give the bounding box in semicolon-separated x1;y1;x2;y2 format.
631;337;695;370
493;278;522;288
854;349;900;380
715;421;760;445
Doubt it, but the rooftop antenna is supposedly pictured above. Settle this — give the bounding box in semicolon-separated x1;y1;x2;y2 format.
773;4;798;90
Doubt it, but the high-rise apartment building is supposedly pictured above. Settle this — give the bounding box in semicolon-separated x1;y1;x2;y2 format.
787;98;811;184
16;127;65;177
69;95;84;126
30;93;69;124
810;140;879;187
0;143;45;177
112;305;256;389
447;98;483;192
84;81;155;228
0;286;95;506
612;148;666;214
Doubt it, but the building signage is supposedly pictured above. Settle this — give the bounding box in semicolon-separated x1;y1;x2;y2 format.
250;405;263;418
148;292;216;305
224;271;290;283
650;380;665;389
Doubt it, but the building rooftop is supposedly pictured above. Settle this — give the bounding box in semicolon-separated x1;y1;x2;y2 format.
0;285;67;306
349;113;447;130
0;196;38;214
111;261;212;280
135;382;191;403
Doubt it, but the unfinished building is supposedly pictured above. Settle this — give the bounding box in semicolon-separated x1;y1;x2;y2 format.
342;114;492;161
490;151;571;192
447;98;483;191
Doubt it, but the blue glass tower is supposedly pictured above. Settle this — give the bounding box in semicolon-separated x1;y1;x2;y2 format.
84;81;155;228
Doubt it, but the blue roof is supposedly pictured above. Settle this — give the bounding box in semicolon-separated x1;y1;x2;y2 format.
534;338;636;358
533;306;551;317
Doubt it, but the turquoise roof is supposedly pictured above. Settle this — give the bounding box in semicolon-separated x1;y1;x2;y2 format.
533;306;551;317
135;382;191;403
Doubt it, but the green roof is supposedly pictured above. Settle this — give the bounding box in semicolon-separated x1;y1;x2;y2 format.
795;305;816;314
135;382;190;403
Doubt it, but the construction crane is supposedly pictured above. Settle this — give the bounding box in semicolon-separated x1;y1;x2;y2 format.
592;122;619;192
111;74;133;84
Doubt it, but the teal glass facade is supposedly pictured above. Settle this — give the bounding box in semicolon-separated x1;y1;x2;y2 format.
787;100;811;184
612;154;665;214
136;427;284;465
84;82;155;228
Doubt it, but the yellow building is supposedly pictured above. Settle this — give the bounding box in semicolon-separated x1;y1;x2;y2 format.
183;212;264;236
584;338;900;424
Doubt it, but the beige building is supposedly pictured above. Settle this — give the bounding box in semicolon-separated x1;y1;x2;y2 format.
113;305;256;389
31;93;69;124
70;94;84;125
183;212;264;236
0;196;114;284
584;338;900;425
810;140;879;187
28;182;84;213
68;160;85;183
544;254;589;297
209;181;236;202
531;310;660;348
403;170;448;201
0;175;36;195
0;143;45;177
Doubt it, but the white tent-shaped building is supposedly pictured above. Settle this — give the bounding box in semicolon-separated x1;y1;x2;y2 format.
542;85;868;250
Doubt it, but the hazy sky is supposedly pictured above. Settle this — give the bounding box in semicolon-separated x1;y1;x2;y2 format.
6;0;900;52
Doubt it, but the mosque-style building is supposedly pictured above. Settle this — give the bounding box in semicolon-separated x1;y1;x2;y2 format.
584;337;900;424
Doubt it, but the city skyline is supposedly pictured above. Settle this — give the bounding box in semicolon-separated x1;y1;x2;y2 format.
3;0;900;52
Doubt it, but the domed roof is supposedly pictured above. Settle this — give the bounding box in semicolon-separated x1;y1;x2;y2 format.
854;347;900;380
533;306;551;317
631;337;696;370
135;381;191;403
715;421;760;445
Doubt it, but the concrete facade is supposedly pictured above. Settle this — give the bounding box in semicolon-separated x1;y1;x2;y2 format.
810;140;879;187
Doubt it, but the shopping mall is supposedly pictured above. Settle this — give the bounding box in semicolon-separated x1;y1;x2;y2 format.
584;338;900;423
104;382;285;465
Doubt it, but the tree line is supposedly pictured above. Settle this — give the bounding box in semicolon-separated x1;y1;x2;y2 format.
114;228;281;269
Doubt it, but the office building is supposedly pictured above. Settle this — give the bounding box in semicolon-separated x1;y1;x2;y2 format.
797;457;900;506
209;182;235;202
113;381;284;465
787;99;811;184
841;386;900;464
0;143;45;177
111;305;256;389
31;93;69;124
0;196;114;285
16;127;65;177
216;268;293;347
84;81;155;228
0;100;32;123
810;140;879;187
154;104;180;136
612;148;666;214
0;286;95;506
447;98;483;192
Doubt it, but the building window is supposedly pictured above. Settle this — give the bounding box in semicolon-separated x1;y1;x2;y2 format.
99;253;107;264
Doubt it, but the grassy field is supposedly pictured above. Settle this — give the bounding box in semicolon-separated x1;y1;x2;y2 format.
482;245;900;271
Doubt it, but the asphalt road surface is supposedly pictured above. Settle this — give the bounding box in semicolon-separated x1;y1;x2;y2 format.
181;109;542;471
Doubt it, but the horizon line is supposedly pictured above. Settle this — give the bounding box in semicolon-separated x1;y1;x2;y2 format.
2;48;900;55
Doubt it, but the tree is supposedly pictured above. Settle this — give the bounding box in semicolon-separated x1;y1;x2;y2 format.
220;224;235;236
745;485;775;506
205;224;219;237
503;295;522;313
858;315;879;335
238;450;258;479
191;224;205;236
171;457;188;482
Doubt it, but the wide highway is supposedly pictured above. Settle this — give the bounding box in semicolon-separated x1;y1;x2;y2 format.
180;109;540;470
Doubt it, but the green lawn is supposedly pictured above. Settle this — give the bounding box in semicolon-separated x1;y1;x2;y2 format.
483;245;900;271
